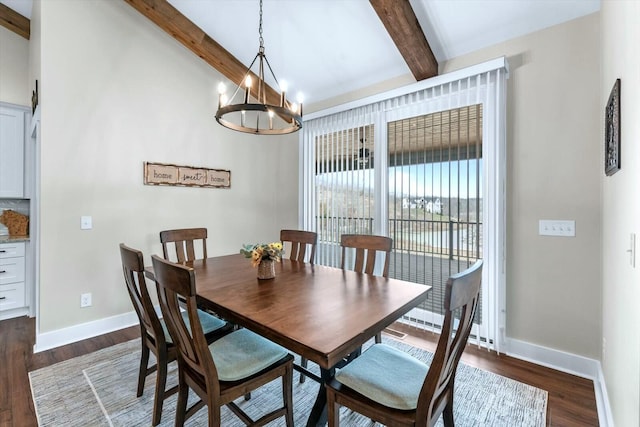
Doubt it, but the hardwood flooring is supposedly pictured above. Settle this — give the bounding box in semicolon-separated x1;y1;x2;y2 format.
392;323;599;426
1;316;598;426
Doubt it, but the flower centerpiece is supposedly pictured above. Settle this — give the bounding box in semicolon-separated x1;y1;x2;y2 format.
240;242;284;279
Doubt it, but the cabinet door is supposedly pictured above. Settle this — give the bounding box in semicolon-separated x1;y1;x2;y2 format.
0;106;25;198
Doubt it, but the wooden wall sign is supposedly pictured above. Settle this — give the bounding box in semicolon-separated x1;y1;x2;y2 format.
144;162;230;188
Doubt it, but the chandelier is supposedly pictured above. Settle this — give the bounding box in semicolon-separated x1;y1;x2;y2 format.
215;0;303;135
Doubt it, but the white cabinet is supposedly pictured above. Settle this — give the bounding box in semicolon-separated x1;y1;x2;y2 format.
0;105;26;198
0;241;27;316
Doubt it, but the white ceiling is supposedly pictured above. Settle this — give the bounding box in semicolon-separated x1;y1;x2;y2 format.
2;0;600;105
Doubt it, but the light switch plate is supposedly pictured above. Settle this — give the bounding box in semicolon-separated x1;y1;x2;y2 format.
539;220;575;237
81;216;92;230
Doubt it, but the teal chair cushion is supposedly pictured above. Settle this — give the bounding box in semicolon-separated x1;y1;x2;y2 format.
161;309;226;344
334;343;429;410
208;328;288;381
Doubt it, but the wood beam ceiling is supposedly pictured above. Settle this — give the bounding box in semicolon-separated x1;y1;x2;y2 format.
124;0;281;107
126;0;437;105
0;3;30;40
369;0;437;80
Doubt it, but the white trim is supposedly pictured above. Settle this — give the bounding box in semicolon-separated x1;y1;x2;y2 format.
29;105;40;138
506;337;600;379
595;364;614;427
305;57;509;121
33;310;138;353
0;307;30;321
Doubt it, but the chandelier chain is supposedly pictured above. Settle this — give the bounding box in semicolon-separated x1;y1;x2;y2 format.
258;0;264;49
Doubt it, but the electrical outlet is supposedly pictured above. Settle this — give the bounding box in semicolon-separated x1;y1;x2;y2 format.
80;293;92;308
80;216;92;230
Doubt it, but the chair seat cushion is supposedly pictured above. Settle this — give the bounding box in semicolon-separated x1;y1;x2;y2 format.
208;328;288;381
334;343;429;410
161;309;226;344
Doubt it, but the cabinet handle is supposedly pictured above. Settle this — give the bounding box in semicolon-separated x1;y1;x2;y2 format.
0;296;5;300
0;250;6;253
0;270;5;273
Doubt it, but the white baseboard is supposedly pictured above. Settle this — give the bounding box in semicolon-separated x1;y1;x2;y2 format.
33;310;138;353
0;307;30;321
505;338;613;427
594;364;615;427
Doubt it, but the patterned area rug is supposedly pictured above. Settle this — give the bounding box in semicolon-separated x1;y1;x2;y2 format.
29;338;547;426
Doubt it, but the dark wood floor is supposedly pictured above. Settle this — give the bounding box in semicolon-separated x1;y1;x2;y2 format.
1;316;598;426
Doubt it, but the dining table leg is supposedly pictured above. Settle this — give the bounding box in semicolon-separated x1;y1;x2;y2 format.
305;366;334;427
305;347;362;426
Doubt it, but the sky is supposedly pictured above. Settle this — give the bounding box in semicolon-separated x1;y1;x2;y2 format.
315;159;483;199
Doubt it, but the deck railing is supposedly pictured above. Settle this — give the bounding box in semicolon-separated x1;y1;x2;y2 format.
315;216;482;260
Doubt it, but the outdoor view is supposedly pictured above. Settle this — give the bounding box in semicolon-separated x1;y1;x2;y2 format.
314;105;483;319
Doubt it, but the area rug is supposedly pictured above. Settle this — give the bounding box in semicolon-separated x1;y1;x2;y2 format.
29;338;547;426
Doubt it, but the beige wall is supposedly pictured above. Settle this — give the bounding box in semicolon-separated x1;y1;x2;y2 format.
601;1;640;425
0;25;30;106
37;0;298;332
443;14;602;358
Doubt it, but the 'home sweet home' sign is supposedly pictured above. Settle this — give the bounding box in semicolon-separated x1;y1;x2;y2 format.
144;162;230;188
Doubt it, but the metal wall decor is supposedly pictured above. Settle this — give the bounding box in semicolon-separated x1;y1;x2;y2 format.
605;79;621;176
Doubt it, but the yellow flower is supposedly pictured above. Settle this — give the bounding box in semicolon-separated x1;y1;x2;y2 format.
240;241;285;268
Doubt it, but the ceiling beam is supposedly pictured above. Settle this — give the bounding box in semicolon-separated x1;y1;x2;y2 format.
369;0;437;80
124;0;281;107
0;3;30;40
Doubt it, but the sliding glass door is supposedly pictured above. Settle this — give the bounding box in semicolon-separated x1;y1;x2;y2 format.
301;59;508;351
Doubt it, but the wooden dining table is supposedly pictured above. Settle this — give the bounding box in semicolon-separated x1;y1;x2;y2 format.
145;253;431;426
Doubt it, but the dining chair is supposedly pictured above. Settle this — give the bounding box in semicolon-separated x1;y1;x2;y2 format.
342;233;393;343
160;227;220;314
280;229;317;263
160;227;208;264
340;233;392;278
299;233;393;383
326;259;483;427
151;254;294;427
119;244;231;426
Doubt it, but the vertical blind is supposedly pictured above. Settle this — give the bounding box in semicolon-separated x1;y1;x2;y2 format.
300;58;508;352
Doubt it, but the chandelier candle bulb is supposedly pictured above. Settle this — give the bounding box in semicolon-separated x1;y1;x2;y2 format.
297;92;304;116
217;82;226;109
244;76;252;103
